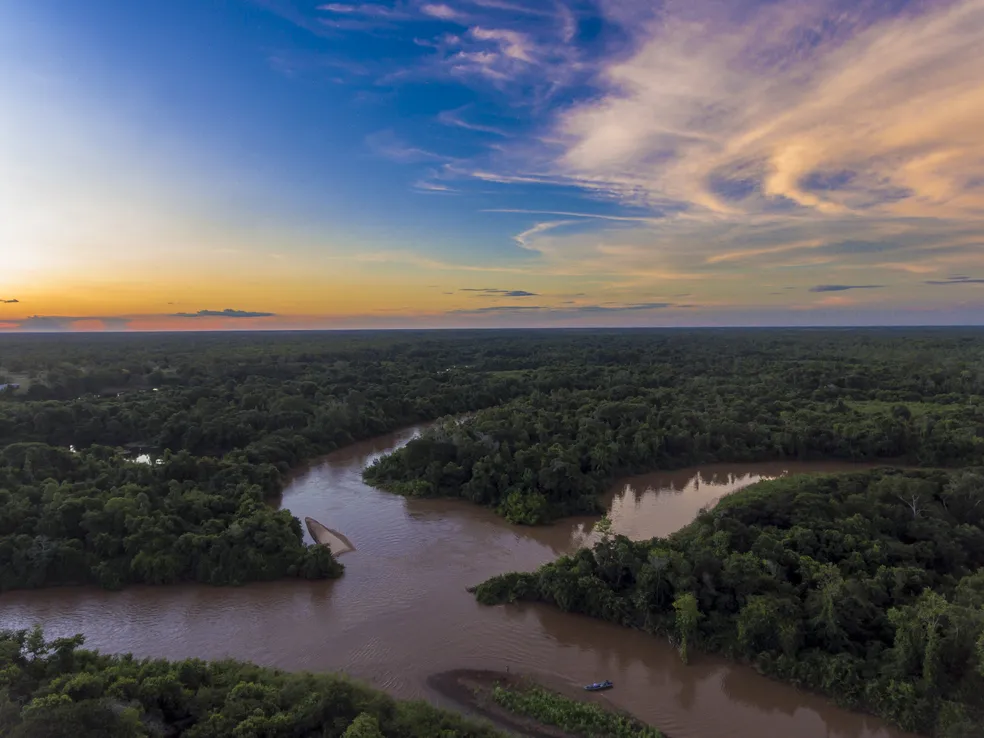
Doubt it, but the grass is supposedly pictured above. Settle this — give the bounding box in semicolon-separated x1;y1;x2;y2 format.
489;682;664;738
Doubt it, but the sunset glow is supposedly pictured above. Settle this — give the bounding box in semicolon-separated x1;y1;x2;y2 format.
2;0;984;329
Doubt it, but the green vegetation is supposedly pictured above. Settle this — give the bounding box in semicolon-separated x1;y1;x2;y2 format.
5;329;984;734
365;329;984;523
0;627;501;737
4;328;984;586
488;682;662;738
0;441;342;589
474;469;984;736
0;331;533;590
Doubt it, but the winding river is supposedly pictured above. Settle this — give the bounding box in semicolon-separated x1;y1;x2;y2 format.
0;426;911;738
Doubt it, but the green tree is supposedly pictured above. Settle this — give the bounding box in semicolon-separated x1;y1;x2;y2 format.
672;592;702;665
343;712;385;738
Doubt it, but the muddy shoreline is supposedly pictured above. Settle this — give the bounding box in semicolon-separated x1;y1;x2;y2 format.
428;669;659;738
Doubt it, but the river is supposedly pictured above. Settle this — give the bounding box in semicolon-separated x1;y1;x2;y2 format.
0;425;910;738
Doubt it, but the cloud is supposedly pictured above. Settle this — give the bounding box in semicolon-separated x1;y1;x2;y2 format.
422;4;464;21
450;301;678;315
437;107;509;136
453;304;546;313
5;315;131;332
483;209;660;223
0;299;18;304
459;288;538;296
925;275;984;285
365;130;451;163
550;0;984;219
808;284;885;293
461;0;553;15
575;302;673;312
318;3;408;19
16;316;67;332
423;0;984;292
172;309;277;318
470;27;534;62
241;0;984;310
413;179;457;193
513;220;579;249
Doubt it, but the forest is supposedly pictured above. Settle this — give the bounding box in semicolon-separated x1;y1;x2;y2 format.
0;627;501;737
4;329;984;736
474;469;984;737
364;329;984;523
0;331;532;590
3;328;984;587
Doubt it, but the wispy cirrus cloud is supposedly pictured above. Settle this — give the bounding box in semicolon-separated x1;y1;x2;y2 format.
459;287;538;296
450;300;681;315
365;130;453;163
551;0;984;219
452;0;984;295
421;3;465;21
924;275;984;285
242;0;984;321
437;107;510;136
809;284;885;293
172;309;276;318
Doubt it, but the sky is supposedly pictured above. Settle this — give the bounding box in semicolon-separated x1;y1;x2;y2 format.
1;0;983;331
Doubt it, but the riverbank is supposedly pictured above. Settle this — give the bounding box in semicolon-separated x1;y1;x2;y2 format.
428;669;664;738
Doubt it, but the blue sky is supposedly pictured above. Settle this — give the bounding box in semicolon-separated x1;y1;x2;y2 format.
2;0;983;329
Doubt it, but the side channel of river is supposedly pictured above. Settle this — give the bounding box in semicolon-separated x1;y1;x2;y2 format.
0;425;913;738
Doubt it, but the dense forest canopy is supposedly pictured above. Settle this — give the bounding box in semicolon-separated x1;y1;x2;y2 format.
364;329;984;523
0;331;536;590
0;627;501;737
474;469;984;737
2;328;984;588
4;329;984;736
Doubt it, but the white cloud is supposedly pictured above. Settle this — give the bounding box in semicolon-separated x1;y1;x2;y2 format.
513;220;577;249
365;130;453;162
470;27;534;62
553;0;984;221
437;107;509;136
421;3;464;21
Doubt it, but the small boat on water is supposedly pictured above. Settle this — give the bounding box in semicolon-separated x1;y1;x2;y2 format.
584;680;613;692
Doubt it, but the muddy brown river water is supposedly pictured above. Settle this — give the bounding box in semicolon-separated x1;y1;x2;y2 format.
0;425;911;738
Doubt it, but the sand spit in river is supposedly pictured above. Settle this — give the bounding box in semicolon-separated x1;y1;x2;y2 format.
304;517;355;555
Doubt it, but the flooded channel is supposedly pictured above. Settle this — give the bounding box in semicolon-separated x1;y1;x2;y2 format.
0;426;909;738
